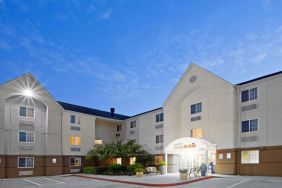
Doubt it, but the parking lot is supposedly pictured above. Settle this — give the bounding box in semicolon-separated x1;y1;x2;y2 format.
1;174;282;188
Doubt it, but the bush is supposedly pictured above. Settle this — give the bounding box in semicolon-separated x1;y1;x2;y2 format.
96;166;108;174
108;164;126;175
83;166;96;174
179;169;188;173
134;167;144;173
159;160;166;166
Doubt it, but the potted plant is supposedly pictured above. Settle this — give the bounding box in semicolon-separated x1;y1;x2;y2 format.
179;169;188;180
135;167;144;177
200;164;207;176
159;160;166;174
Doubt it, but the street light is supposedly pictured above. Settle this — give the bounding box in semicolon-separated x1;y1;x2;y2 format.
23;89;34;98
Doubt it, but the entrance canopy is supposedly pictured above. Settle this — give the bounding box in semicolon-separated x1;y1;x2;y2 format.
165;137;216;154
164;137;216;172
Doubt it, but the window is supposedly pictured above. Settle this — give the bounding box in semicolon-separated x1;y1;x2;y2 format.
227;153;231;159
241;119;258;133
117;125;122;132
69;136;81;145
156;135;163;144
191;128;203;138
191;103;202;114
241;150;259;164
95;139;102;145
156;113;164;122
130;157;136;165
70;157;81;167
154;156;164;165
70;115;76;124
116;158;122;165
241;88;257;102
130;121;136;128
219;153;223;160
18;157;34;168
19;131;35;143
19;106;34;118
52;158;57;164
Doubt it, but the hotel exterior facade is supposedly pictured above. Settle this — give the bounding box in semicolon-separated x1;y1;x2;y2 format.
1;64;282;178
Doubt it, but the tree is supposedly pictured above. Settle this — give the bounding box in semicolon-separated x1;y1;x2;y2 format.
86;140;153;166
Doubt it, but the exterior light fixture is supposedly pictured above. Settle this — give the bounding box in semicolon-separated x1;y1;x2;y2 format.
23;89;33;98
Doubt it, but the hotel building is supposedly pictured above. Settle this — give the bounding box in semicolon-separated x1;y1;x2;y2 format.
1;64;282;178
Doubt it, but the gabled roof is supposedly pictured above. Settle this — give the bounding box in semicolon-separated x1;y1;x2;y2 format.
58;101;129;120
237;71;282;85
0;73;63;110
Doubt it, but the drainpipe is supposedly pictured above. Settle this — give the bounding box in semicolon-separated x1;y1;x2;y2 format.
236;86;241;176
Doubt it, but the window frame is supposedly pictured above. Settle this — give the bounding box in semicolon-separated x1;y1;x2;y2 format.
191;103;202;114
19;106;35;119
117;125;122;132
241;87;258;102
18;130;35;143
156;135;164;144
70;115;76;124
241;150;259;164
18;157;34;168
130;121;136;128
241;119;259;133
69;136;81;146
69;157;81;167
156;113;164;122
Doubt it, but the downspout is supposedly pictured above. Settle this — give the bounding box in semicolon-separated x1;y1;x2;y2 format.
236;86;241;176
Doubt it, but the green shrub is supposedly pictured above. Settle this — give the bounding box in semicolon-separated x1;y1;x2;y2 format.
108;164;126;175
134;167;144;173
159;160;166;166
83;166;96;174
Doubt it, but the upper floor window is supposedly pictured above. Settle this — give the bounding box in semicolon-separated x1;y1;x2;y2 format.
69;136;81;145
19;106;34;118
156;135;163;144
70;115;76;124
156;113;164;122
19;131;35;143
241;119;258;133
117;125;122;132
241;88;257;102
191;128;202;138
191;103;202;114
18;157;34;168
130;121;136;128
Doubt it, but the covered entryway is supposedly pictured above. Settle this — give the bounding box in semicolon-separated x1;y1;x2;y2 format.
164;137;216;173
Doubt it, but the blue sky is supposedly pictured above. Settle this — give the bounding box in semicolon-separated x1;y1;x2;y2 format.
1;0;282;116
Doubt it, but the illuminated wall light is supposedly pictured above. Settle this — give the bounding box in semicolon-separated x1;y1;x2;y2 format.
23;89;34;97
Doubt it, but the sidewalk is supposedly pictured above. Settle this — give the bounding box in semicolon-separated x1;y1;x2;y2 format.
72;173;213;187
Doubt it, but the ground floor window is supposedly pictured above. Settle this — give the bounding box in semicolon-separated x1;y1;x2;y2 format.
116;158;122;165
70;157;81;167
18;157;34;168
241;150;259;164
130;157;136;165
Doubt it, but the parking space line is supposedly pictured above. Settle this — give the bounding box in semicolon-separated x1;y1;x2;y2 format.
227;179;250;188
43;177;64;184
23;179;41;186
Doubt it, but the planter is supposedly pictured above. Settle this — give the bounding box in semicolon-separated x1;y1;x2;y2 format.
136;171;143;177
179;173;188;180
200;164;207;176
159;166;166;174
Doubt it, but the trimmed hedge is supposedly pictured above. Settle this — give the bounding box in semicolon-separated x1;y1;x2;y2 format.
83;166;97;174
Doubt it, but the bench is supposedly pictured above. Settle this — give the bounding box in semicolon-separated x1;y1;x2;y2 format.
145;167;161;175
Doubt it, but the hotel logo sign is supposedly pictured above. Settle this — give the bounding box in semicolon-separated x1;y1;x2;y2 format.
174;143;196;150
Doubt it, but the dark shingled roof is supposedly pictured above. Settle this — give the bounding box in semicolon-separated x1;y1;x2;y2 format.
58;101;129;120
237;71;282;85
130;107;162;118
